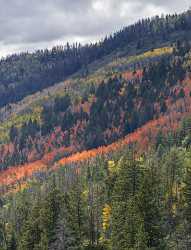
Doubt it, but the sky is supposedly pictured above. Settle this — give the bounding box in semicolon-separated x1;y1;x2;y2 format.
0;0;190;57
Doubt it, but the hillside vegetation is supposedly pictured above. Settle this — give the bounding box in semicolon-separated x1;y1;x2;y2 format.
2;112;191;249
0;10;191;108
1;9;191;250
0;40;189;172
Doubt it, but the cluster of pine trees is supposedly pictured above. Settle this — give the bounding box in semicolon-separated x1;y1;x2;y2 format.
0;10;191;107
2;40;190;171
1;115;191;249
2;9;191;250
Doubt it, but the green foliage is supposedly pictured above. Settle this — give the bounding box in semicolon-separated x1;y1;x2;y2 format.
1;136;191;249
0;106;41;144
111;156;146;250
138;167;166;249
183;162;191;232
0;10;190;108
2;9;191;250
112;197;147;250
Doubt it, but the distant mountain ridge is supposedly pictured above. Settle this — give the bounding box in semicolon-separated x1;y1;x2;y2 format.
0;9;191;107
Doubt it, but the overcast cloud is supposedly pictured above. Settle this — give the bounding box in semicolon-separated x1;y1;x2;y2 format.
0;0;189;57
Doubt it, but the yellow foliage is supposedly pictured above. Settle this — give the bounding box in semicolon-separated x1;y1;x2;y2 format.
108;160;120;175
102;204;111;231
137;156;144;163
82;189;89;199
0;105;42;143
108;161;115;173
107;47;173;69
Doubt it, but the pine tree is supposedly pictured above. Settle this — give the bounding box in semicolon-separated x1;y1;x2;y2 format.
164;148;184;231
49;216;80;250
138;167;166;249
49;185;86;250
0;222;6;250
6;231;17;250
39;188;61;244
183;163;191;249
111;155;146;250
112;155;144;201
18;204;42;250
34;232;48;250
112;197;147;250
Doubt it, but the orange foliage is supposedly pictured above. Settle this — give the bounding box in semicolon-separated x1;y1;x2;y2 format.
0;146;73;190
2;78;191;194
0;102;188;194
0;160;46;188
122;69;142;80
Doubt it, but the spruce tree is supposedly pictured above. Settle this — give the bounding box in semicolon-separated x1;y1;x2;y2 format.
6;231;17;250
111;155;146;250
138;167;166;249
183;163;191;249
112;197;147;250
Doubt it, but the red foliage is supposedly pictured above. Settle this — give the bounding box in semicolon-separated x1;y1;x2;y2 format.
122;69;143;81
1;94;191;194
2;75;191;194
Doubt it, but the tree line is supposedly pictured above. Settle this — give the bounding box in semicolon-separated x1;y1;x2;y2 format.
0;40;190;170
0;10;191;107
2;114;191;249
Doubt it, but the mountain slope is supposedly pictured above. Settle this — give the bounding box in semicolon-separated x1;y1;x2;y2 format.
2;9;191;250
0;94;190;194
0;10;191;108
0;40;189;172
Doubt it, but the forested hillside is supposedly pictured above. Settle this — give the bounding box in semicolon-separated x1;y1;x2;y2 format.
0;9;191;107
1;9;191;250
0;40;189;172
2;114;191;249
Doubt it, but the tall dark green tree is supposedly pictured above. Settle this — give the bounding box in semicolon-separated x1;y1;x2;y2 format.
111;155;146;249
138;165;166;249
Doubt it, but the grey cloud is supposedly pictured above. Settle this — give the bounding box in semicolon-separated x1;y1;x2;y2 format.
0;0;189;56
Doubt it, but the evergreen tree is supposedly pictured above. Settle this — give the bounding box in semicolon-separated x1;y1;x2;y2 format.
0;221;6;250
138;167;166;249
112;197;147;250
6;231;17;250
50;215;80;250
183;163;191;248
111;155;146;249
